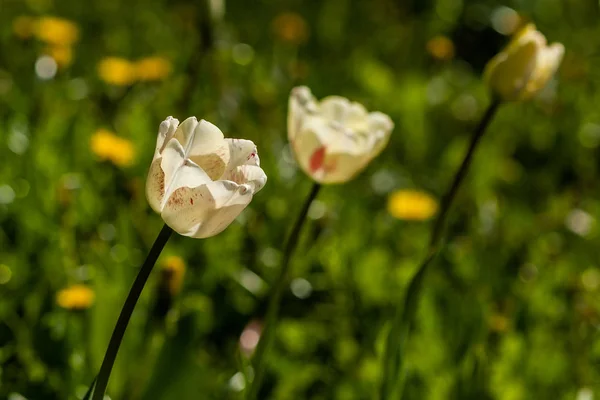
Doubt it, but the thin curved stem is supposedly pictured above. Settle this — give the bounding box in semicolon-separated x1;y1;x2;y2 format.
247;183;321;400
380;99;501;400
428;100;501;250
92;224;173;400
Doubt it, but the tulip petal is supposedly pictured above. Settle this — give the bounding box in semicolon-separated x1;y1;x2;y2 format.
146;157;165;213
506;24;546;52
319;96;350;121
320;96;369;130
173;118;230;180
154;116;179;156
291;118;366;183
301;117;365;156
157;138;213;206
288;86;318;142
483;40;539;101
317;152;370;184
524;43;565;98
160;139;187;200
161;180;252;238
222;164;267;193
192;193;252;238
225;138;260;169
172;116;199;149
367;112;394;157
291;117;329;180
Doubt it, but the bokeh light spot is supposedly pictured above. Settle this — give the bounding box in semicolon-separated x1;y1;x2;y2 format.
228;372;246;392
35;55;57;80
0;185;16;204
578;123;600;149
67;78;88;100
0;265;13;284
565;209;594;237
308;200;326;220
232;44;254;66
491;6;520;35
290;278;312;299
581;269;600;291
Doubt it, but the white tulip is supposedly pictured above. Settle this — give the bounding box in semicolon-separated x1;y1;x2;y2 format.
146;116;267;238
484;23;564;102
288;86;394;184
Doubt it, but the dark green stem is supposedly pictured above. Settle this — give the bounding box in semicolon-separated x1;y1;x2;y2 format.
428;100;501;250
247;183;321;400
380;99;501;400
92;224;173;400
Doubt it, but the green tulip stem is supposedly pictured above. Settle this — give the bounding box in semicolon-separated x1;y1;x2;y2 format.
247;182;322;400
92;224;173;400
380;99;501;400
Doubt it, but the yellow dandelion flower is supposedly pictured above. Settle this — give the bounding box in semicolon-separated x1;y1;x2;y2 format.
44;46;73;68
272;12;309;45
90;129;136;167
13;16;36;39
426;35;455;61
387;190;438;221
135;56;172;81
56;284;95;310
97;57;137;86
160;256;186;296
35;16;79;46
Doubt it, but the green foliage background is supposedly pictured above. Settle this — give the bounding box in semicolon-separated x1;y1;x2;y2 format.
1;0;599;399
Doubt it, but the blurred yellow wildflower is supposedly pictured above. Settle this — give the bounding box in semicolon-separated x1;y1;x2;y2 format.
13;16;36;39
44;46;73;68
387;190;438;221
35;16;79;46
135;56;172;81
426;35;455;61
160;256;186;296
90;129;135;167
56;284;95;310
272;12;309;44
98;57;137;86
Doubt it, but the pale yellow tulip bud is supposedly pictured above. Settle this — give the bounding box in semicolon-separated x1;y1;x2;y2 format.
287;86;394;184
146;117;267;238
484;24;564;102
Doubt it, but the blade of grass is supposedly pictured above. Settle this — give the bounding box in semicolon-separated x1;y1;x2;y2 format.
81;376;96;400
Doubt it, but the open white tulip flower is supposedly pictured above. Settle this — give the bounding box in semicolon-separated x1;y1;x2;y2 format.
288;86;394;184
484;23;564;102
146;116;267;238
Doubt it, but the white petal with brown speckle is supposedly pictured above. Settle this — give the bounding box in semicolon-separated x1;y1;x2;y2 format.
146;116;267;238
287;86;394;184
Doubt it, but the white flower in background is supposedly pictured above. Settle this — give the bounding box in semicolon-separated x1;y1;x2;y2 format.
484;23;564;102
146;116;267;238
288;86;394;184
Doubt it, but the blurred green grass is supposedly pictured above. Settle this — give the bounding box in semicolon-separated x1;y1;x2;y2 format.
1;0;600;399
